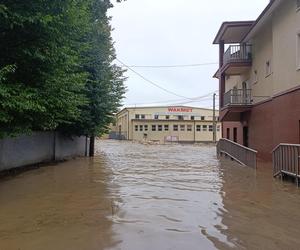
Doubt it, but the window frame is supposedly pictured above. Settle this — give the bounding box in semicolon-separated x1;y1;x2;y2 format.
152;125;156;131
135;125;139;131
141;114;146;119
173;125;178;131
144;125;148;131
166;115;170;120
135;114;140;119
139;125;143;131
202;125;208;132
187;125;192;132
196;125;201;132
209;125;213;132
297;32;300;70
154;115;159;120
158;125;163;131
201;116;205;121
164;125;169;131
180;125;185;131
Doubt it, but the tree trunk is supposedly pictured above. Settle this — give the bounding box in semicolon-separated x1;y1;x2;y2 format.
89;136;95;157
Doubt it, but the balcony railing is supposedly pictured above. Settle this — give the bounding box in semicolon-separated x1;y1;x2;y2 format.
272;144;300;186
223;44;252;65
217;138;257;168
224;89;252;106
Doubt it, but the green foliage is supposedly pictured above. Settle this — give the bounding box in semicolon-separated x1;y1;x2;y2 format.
0;0;126;138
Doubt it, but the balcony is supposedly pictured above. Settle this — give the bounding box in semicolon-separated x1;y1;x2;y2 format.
220;88;252;121
221;45;252;75
224;89;252;106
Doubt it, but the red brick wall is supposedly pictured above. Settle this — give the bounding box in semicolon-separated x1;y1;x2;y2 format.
221;88;300;161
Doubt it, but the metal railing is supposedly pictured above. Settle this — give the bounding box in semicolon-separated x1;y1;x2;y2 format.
217;138;257;168
272;144;300;185
223;89;252;106
223;44;252;65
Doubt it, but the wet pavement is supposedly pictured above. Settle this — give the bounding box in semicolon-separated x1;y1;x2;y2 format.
1;140;300;250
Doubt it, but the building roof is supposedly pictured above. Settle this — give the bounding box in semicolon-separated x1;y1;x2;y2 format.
213;0;283;45
213;21;254;44
116;105;218;115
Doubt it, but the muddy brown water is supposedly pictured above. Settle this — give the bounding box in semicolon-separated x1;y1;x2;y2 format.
1;140;300;250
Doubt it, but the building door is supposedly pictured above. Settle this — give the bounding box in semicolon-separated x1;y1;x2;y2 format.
233;128;237;143
243;126;249;147
226;128;230;140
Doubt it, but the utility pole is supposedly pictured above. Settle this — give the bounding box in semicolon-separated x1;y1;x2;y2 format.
213;93;217;143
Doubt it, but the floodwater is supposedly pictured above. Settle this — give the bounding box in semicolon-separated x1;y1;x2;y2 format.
1;141;300;250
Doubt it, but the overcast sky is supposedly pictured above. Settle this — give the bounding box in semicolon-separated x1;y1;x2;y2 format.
108;0;269;108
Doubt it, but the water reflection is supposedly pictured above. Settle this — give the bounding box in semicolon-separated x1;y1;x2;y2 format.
0;156;119;250
1;140;300;250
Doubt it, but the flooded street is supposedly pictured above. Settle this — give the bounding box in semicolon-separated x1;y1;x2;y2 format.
1;140;300;250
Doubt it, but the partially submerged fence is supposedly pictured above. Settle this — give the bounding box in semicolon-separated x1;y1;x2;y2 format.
272;143;300;185
217;138;257;168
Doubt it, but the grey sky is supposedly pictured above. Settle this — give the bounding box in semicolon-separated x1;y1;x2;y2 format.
108;0;269;108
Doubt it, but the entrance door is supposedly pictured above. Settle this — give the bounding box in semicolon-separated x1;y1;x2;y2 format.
243;126;249;147
233;127;237;143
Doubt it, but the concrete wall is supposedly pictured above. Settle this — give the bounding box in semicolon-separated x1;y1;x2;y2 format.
0;132;89;172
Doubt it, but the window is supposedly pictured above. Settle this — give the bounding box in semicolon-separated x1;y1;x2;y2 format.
152;125;156;131
141;114;145;119
135;125;138;131
140;125;143;131
144;125;148;131
164;125;169;131
158;125;163;131
209;125;213;132
135;114;140;119
196;125;201;132
191;116;195;120
253;70;258;83
173;125;178;131
187;125;192;131
233;127;237;142
166;115;170;120
226;128;230;139
154;115;159;120
201;116;205;121
265;60;272;76
202;125;207;131
178;115;184;120
297;33;300;69
180;125;185;131
217;125;220;132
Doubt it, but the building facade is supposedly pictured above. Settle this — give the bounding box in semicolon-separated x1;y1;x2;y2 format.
213;0;300;160
114;106;221;143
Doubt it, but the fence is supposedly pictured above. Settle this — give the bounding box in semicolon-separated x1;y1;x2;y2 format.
272;143;300;185
217;138;257;168
0;132;89;172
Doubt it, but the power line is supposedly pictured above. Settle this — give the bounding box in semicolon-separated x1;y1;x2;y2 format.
124;91;218;107
127;62;218;68
116;58;194;100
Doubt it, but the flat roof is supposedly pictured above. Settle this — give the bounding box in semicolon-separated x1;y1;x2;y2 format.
117;105;218;115
213;21;254;44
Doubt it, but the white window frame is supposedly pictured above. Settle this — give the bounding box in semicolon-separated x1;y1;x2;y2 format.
297;32;300;70
164;125;169;131
173;125;178;131
196;125;201;132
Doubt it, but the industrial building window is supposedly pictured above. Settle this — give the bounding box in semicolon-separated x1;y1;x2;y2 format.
173;125;178;131
135;114;140;119
166;115;170;120
265;60;272;76
187;125;192;132
152;125;156;131
158;125;163;131
140;125;143;131
201;116;205;121
178;115;184;120
209;125;213;132
154;115;159;120
135;125;138;131
141;114;145;119
191;116;195;120
164;125;169;131
217;125;220;132
144;125;148;131
196;125;201;132
202;125;207;131
180;125;185;131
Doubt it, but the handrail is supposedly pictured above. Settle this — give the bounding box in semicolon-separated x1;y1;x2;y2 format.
217;138;257;168
224;88;252;106
223;44;252;65
272;144;300;184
